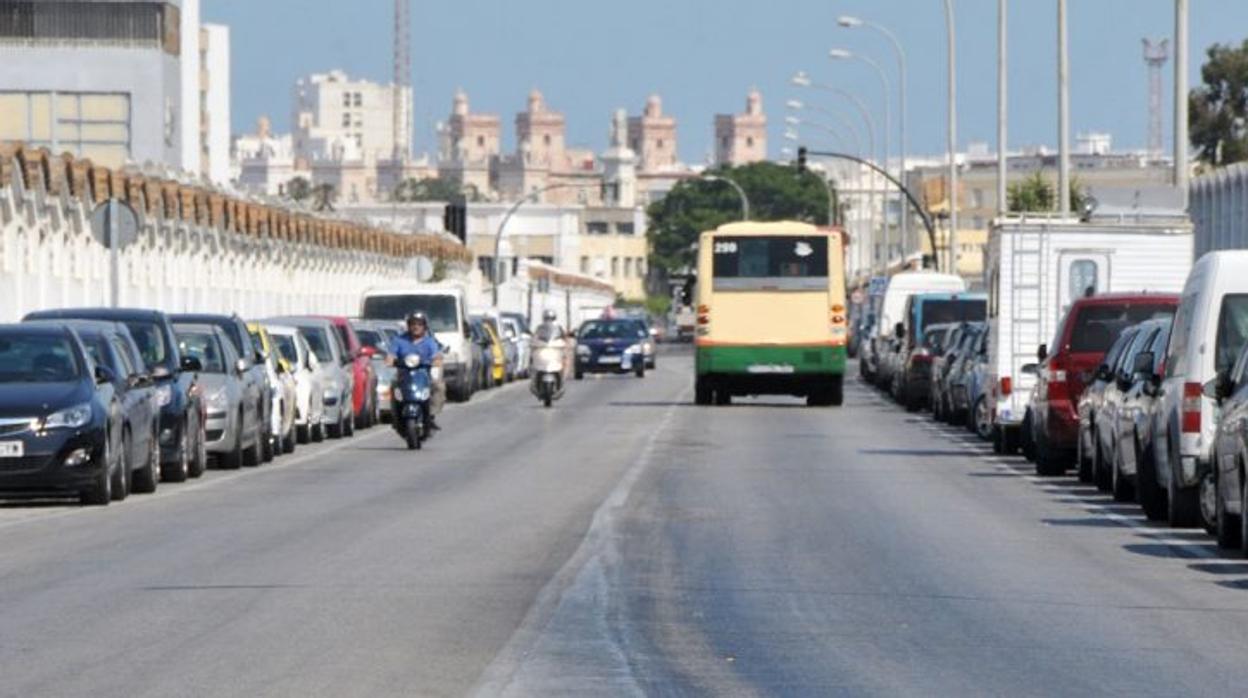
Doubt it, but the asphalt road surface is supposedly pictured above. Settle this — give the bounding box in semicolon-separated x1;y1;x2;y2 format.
4;349;1248;697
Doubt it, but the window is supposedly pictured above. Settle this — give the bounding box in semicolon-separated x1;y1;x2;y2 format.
636;257;645;276
580;256;589;273
543;134;551;146
341;113;351;127
477;135;485;147
972;188;984;208
611;257;620;277
711;236;829;291
342;93;351;107
624;258;633;277
721;136;730;149
586;222;609;235
1215;295;1248;375
1166;294;1198;377
353;92;362;107
0;91;131;167
657;139;664;148
616;222;635;235
1068;260;1098;300
746;137;754;147
972;216;984;230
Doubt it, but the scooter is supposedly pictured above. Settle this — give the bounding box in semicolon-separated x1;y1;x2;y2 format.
392;354;432;449
529;342;568;408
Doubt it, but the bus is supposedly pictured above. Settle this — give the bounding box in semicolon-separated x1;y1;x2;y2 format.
694;221;848;406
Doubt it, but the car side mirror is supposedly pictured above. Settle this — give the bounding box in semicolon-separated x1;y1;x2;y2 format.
255;350;268;364
180;356;202;373
235;358;247;375
1021;363;1038;376
94;365;116;385
1037;343;1048;361
127;372;150;388
153;364;173;379
1204;371;1232;401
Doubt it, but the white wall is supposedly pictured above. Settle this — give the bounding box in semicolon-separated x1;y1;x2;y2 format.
179;0;202;176
202;23;232;186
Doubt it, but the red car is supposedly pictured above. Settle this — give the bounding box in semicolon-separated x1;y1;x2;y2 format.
320;316;379;429
1026;293;1179;475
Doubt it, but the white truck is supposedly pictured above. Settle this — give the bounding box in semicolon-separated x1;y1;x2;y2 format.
985;214;1193;451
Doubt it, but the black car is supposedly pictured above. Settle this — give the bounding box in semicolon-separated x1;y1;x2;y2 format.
0;323;127;504
39;320;163;496
23;308;206;482
172;313;273;462
574;319;648;379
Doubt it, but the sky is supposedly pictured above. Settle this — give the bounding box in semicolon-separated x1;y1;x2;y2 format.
203;0;1248;164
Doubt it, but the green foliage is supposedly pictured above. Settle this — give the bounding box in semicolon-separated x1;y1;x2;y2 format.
285;176;312;202
646;161;832;276
1006;172;1088;213
1190;40;1248;165
644;295;672;318
394;177;481;203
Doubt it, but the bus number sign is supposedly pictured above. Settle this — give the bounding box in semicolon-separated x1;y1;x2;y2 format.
713;241;738;254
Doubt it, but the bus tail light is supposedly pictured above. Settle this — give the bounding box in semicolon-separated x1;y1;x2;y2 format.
697;305;710;326
831;304;846;313
1000;376;1012;397
831;315;845;324
1182;382;1202;433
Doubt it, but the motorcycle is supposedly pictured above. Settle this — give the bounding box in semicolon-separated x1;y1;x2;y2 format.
392;353;432;449
529;341;568;408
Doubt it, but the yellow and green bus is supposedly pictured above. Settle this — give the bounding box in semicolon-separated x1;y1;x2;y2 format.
694;221;848;406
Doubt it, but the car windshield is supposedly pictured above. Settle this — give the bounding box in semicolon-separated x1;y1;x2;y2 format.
270;333;300;365
580;321;645;340
355;328;386;353
301;327;335;363
176;331;227;374
123;320;169;370
1069;303;1176;353
921;300;986;329
0;334;80;383
361;295;459;333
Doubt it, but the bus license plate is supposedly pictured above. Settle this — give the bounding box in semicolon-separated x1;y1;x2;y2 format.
747;364;795;374
0;441;24;458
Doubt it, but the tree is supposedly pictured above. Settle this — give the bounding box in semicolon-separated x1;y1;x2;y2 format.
1190;40;1248;166
1006;172;1089;213
646;161;831;277
394;177;480;203
285;176;312;202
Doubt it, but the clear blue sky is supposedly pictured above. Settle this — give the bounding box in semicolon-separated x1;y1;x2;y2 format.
203;0;1248;162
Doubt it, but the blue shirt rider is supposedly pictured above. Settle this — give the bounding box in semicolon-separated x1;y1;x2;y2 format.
387;312;444;428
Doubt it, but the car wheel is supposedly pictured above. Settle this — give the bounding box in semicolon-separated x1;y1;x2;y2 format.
132;427;159;494
164;419;190;483
1076;427;1092;483
282;428;296;454
1136;439;1167;521
260;422;275;463
715;389;731;406
314;421;327;442
830;376;844;407
1239;471;1248;556
1166;443;1201;528
695;377;712;406
81;436;112;506
635;363;645;378
1216;465;1242;549
111;430;131;502
1093;437;1112;492
574;369;584;381
190;418;208;478
1111;442;1135;502
1035;430;1063;476
296;424;310;445
244;417;263;467
343;407;355;437
973;398;993;441
1200;471;1218;535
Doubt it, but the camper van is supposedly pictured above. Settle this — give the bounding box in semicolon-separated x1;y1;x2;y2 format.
985;215;1193;453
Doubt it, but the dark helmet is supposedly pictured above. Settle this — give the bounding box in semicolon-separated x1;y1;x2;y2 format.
405;312;428;327
542;310;558;322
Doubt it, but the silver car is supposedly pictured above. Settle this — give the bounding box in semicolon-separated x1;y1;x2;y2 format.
269;317;355;439
351;319;399;421
173;323;263;469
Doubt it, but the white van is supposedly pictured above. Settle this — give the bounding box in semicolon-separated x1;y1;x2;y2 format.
871;271;967;388
1149;250;1248;528
360;286;477;401
985;216;1192;453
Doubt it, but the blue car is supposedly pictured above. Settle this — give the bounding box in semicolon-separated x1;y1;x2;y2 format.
574;319;648;379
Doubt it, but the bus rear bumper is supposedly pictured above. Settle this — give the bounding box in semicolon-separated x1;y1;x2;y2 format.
696;345;846;393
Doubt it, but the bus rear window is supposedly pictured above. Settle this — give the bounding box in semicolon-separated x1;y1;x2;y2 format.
711;236;828;291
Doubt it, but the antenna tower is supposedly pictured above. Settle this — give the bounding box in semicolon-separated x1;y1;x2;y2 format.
1143;38;1169;161
393;0;412;162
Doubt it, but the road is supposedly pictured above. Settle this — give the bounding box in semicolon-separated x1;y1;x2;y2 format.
3;348;1248;697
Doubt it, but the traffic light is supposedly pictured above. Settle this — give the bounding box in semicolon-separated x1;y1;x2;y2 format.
796;146;808;173
443;198;467;244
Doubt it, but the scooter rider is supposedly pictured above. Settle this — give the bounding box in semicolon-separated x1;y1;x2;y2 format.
534;309;566;343
388;312;444;430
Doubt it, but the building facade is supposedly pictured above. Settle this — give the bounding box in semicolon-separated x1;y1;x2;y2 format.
714;89;767;167
198;23;230;185
0;0;211;172
438;89;500;197
292;70;411;166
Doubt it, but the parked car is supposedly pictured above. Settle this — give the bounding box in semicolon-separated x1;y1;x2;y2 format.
23;308;207;482
248;323;297;456
473;316;507;386
499;313;533;377
322;316;378;429
172;313;274;462
360;286;477;401
946;323;987;425
871;271;967;391
467;317;496;391
269;317;355;439
929;322;968;422
1210;340;1248;550
0;323;131;504
351;320;397;421
265;324;325;444
1076;325;1141;484
1106;318;1172;503
574;319;648;379
1024;294;1178;476
174;323;264;469
1088;325;1153;490
893;293;986;410
1151;250;1248;529
963;331;995;440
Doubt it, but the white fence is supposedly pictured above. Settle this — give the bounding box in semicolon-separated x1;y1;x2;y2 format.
1191;162;1248;259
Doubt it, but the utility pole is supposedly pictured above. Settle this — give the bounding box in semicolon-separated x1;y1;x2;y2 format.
1174;0;1189;206
1057;0;1071;218
942;0;958;274
997;0;1008;217
392;0;411;162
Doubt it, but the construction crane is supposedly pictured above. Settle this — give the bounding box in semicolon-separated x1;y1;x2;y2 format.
393;0;411;162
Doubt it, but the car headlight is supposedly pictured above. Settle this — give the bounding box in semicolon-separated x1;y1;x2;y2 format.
323;387;338;400
206;388;229;411
576;345;591;356
44;403;93;430
155;385;173;407
625;344;642;354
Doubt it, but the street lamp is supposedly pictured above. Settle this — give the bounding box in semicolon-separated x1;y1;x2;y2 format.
830;47;894;266
837;15;910;266
786;100;865;157
942;0;958;275
701;174;750;221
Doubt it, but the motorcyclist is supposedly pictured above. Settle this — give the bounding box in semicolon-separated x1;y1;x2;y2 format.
387;312;444;430
534;310;567;343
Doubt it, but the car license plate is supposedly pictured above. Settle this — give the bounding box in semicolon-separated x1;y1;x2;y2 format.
598;356;621;364
0;441;24;458
747;364;795;374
